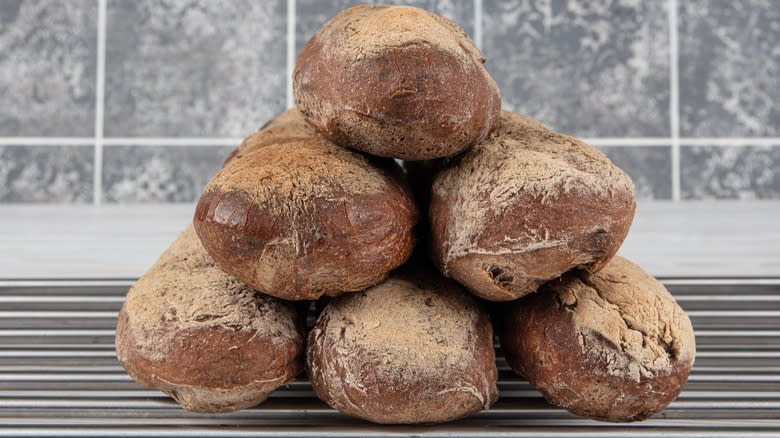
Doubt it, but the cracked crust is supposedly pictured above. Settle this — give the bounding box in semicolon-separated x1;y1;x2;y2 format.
115;226;304;413
307;270;498;424
194;130;418;301
293;4;501;160
500;256;695;422
430;111;636;301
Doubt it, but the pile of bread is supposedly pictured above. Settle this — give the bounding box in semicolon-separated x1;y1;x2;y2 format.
115;5;695;424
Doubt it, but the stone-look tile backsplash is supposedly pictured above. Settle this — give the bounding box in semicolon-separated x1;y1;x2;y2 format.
103;146;233;203
679;0;780;137
682;146;780;200
597;146;672;201
1;0;778;203
0;0;96;136
104;0;287;137
482;0;670;138
0;146;93;203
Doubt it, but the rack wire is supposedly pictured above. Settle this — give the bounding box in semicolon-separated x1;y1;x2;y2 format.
1;279;779;437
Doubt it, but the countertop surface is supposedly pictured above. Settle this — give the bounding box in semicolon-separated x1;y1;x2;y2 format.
0;201;778;279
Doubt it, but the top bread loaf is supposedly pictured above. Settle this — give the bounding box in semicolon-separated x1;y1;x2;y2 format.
294;4;501;160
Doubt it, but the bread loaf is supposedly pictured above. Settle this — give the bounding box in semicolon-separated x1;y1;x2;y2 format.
194;133;418;301
307;270;498;424
294;4;501;160
430;111;636;301
500;256;695;422
115;226;304;413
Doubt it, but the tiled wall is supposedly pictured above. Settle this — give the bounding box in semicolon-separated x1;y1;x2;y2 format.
1;0;778;203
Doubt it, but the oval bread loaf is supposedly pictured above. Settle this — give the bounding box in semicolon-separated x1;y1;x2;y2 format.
500;256;695;422
430;111;636;301
194;133;418;301
115;226;304;413
307;270;498;424
294;4;501;160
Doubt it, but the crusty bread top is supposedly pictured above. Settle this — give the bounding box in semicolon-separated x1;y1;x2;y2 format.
196;121;416;300
433;111;635;269
122;226;301;362
209;139;391;203
313;4;483;69
258;108;316;134
238;108;318;152
293;4;500;161
310;274;492;407
551;256;695;382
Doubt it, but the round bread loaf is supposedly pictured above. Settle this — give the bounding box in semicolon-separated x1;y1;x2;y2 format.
307;270;498;424
115;226;304;413
430;111;636;301
501;256;696;422
293;4;501;160
194;136;418;301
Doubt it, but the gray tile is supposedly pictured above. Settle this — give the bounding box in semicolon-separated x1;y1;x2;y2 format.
296;0;475;56
0;146;93;202
103;146;234;203
596;145;672;200
0;0;96;136
679;0;780;137
681;145;780;200
483;0;670;137
104;0;286;137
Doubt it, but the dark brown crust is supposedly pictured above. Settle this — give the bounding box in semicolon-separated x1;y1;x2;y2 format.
500;260;695;422
194;186;417;300
113;226;305;413
431;190;634;301
116;309;303;413
306;272;498;424
194;140;418;301
294;5;500;160
430;111;636;301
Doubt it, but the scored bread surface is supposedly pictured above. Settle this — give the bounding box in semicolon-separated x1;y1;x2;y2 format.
501;256;695;422
431;111;636;300
559;257;695;382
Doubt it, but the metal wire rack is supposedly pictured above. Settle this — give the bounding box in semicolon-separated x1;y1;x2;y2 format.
1;279;779;437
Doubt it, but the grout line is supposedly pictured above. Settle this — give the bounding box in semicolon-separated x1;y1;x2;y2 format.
677;138;780;146
474;0;482;50
102;138;243;146
93;0;107;206
669;0;681;202
286;0;296;109
584;138;671;147
5;137;780;147
0;138;95;146
0;138;241;146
